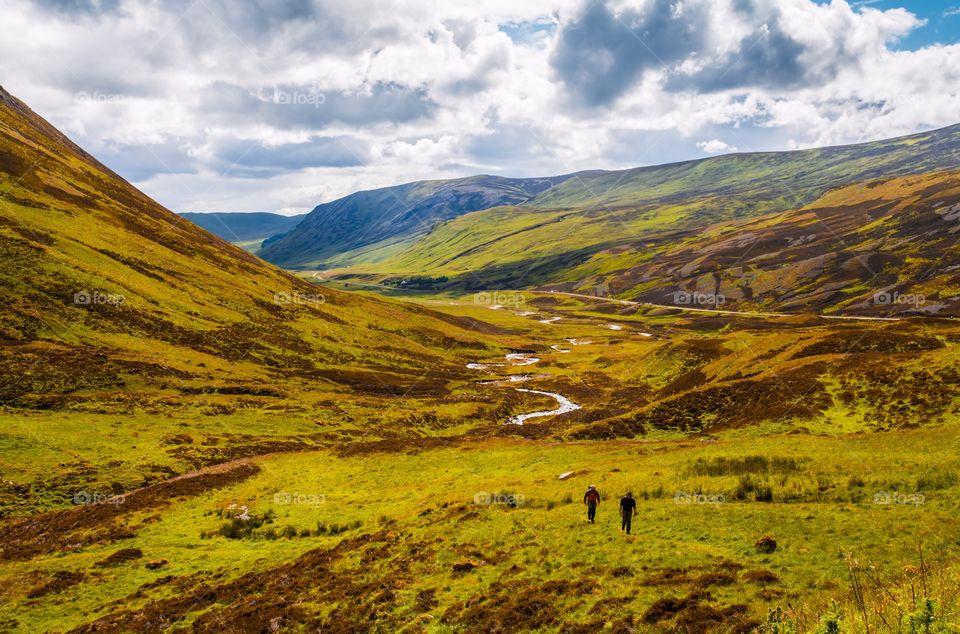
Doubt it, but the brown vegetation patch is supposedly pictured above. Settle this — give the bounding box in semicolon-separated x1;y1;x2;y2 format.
794;329;943;358
0;463;260;561
26;570;86;598
68;531;422;633
441;578;598;633
95;548;144;567
578;362;830;437
642;591;752;633
743;569;781;585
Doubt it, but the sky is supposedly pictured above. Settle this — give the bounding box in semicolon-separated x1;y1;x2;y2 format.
2;0;959;214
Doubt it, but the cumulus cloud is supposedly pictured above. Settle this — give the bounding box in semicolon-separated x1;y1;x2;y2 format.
0;0;957;212
552;0;922;102
697;139;737;154
551;0;708;107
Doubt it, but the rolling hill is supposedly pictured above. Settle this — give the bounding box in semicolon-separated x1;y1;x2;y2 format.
179;211;305;250
551;170;960;316
266;124;960;316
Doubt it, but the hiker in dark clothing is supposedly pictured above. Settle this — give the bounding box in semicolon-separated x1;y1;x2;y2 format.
619;491;637;534
583;485;600;522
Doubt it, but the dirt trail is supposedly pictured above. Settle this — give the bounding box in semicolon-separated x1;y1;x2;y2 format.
534;290;903;322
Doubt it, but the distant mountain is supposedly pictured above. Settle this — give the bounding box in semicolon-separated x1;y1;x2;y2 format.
258;174;578;268
0;86;491;409
179;212;305;247
293;124;960;315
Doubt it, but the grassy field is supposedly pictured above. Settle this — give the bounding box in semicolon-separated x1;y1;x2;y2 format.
3;428;960;632
3;290;960;632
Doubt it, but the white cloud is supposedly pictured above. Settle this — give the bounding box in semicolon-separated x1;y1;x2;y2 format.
697;139;736;154
0;0;957;212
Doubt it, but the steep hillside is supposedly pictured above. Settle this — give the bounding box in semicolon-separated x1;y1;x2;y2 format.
179;212;305;249
0;86;498;413
258;173;577;268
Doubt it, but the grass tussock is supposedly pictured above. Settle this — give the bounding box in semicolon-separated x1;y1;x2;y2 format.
688;455;806;477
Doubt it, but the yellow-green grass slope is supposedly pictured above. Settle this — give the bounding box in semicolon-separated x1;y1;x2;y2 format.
0;86;521;513
3;429;959;632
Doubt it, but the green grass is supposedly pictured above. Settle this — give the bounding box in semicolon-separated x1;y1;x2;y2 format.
4;429;960;631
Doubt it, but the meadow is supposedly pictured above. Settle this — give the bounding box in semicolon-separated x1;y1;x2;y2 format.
3;290;960;632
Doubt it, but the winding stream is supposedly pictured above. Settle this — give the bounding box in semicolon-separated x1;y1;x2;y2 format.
507;389;582;426
466;352;582;426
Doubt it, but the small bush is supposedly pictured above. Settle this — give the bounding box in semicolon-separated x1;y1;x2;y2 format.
759;606;799;634
755;485;774;503
813;602;842;634
755;536;778;554
735;475;760;500
215;509;276;540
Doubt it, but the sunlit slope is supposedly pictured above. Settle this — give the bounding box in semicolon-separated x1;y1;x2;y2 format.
324;125;960;305
527;126;960;212
0;86;491;409
555;170;960;316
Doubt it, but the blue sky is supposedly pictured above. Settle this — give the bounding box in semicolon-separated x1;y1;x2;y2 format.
855;0;960;47
1;0;958;214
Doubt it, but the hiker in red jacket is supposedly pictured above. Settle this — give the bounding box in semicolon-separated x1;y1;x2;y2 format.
583;485;601;523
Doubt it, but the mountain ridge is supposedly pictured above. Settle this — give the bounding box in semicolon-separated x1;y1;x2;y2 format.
258;172;579;268
179;211;306;248
265;122;960;316
259;122;960;272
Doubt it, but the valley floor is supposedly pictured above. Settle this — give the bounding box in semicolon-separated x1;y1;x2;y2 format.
2;430;959;632
3;290;960;632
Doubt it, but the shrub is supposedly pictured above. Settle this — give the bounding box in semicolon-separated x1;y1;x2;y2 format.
813;602;842;634
759;606;799;634
755;485;774;503
755;536;778;554
735;475;758;500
